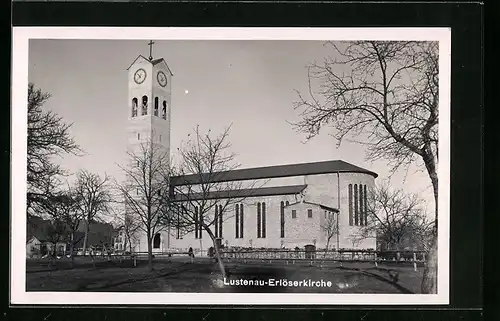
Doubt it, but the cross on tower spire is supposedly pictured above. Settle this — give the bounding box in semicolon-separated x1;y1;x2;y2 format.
148;40;155;61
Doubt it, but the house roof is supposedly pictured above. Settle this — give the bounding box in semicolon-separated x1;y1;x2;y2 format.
285;200;339;213
170;160;377;186
303;201;339;213
26;216;52;242
126;55;174;76
173;184;307;201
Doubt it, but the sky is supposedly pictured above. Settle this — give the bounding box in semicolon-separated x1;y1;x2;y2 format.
28;39;435;210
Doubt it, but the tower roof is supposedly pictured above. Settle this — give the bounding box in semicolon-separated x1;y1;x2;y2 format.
126;55;174;76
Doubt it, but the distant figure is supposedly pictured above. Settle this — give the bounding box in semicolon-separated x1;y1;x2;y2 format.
188;247;194;258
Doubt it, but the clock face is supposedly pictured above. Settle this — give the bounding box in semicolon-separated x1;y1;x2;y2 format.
134;68;147;84
157;71;168;87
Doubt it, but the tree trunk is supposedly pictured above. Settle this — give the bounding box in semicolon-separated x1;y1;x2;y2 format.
82;221;90;256
324;237;331;258
70;232;75;268
213;238;226;279
421;155;438;294
147;234;153;271
421;233;438;294
205;226;226;278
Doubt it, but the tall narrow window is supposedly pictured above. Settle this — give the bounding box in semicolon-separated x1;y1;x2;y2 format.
359;184;364;226
176;211;180;239
162;101;167;120
194;206;199;239
214;205;219;238
154;97;160;117
364;185;368;226
137;133;140;140
199;211;203;239
257;202;261;238
348;184;353;226
280;201;285;238
153;233;161;249
235;204;240;238
240;204;244;238
218;205;223;238
292;210;297;219
132;98;138;117
354;184;359;226
141;95;148;116
307;209;313;218
261;202;266;238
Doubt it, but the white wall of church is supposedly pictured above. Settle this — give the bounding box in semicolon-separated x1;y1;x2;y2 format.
283;202;323;248
302;172;376;249
130;171;376;254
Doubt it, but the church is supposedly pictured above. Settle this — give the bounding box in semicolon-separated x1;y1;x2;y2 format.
121;43;378;254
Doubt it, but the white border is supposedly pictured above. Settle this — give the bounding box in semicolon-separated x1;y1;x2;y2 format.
11;27;451;305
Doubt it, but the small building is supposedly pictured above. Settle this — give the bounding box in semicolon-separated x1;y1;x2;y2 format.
26;216;67;258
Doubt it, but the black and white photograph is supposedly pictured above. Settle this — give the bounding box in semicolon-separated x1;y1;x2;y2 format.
11;28;450;305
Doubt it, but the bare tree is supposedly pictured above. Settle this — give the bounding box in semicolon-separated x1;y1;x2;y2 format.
112;211;141;253
27;83;82;214
115;136;170;271
166;126;258;278
358;183;435;252
40;190;84;268
321;212;339;252
291;41;438;293
74;170;113;256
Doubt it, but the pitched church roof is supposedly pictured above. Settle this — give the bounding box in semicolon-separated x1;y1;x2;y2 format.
171;160;377;186
174;184;307;201
126;55;174;76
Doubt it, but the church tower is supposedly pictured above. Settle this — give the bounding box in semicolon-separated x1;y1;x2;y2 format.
126;40;173;160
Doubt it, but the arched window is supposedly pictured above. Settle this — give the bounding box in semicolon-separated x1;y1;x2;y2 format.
141;95;148;116
261;202;266;238
154;97;159;116
218;204;223;238
354;184;359;226
235;204;240;238
162;101;167;120
153;233;161;249
235;204;244;239
359;184;364;226
214;206;218;238
239;204;244;238
364;185;368;225
194;206;199;239
132;98;138;117
348;184;353;226
257;202;261;238
280;201;285;238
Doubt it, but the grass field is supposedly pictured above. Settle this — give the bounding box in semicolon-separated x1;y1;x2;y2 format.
26;257;423;293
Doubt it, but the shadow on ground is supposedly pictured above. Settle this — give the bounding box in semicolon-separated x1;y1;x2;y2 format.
26;258;422;293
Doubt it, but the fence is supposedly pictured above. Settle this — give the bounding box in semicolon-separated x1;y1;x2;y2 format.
219;249;428;271
125;248;428;271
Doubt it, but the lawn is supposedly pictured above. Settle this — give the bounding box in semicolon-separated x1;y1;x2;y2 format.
26;257;424;293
